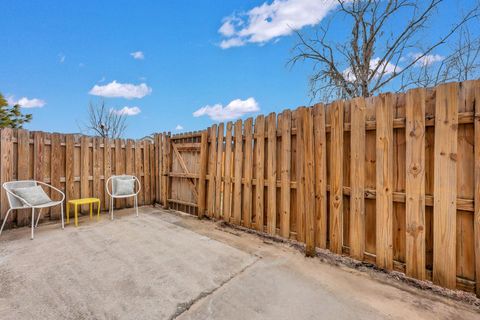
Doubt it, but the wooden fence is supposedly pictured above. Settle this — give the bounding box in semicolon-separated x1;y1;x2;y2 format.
0;130;158;228
2;80;480;297
156;80;480;297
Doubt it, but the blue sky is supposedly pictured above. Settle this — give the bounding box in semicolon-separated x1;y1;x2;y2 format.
0;0;475;138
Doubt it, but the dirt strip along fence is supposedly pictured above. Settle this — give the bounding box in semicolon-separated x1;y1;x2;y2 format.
157;80;480;297
0;131;158;228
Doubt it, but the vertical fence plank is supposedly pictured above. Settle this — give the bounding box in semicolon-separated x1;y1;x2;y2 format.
296;108;306;242
223;122;233;222
81;136;90;202
255;116;265;231
433;83;459;289
207;125;217;218
66;135;75;205
280;110;292;238
149;142;156;203
266;113;277;235
154;135;160;203
474;82;480;298
0;129;13;227
330;101;344;254
93;137;102;208
125;139;134;207
143;140;151;205
135;140;144;205
104;138;111;210
233;120;243;225
162;133;171;209
50;133;62;219
16;129;30;226
243;118;254;228
302;108;316;256
115;139;123;207
198;131;208;218
313;104;327;249
405;88;426;280
376;94;394;270
33;132;44;183
350;98;366;260
34;132;44;223
215;123;224;219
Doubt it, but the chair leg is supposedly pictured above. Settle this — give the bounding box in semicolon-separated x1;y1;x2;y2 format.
31;208;35;240
35;208;42;228
61;203;65;230
135;195;139;217
110;197;114;220
0;208;13;236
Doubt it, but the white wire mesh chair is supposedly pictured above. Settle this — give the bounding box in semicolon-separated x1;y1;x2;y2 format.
1;180;65;240
105;175;141;220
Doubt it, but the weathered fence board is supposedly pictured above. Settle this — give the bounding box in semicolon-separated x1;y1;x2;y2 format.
405;88;426;280
350;98;366;260
254;116;265;231
433;83;459;289
376;94;394;270
330;101;344;254
280;110;291;238
266;113;277;235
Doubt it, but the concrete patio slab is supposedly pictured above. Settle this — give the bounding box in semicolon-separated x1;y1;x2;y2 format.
0;207;478;320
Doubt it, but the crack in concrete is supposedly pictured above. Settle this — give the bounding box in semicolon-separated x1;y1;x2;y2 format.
168;257;260;320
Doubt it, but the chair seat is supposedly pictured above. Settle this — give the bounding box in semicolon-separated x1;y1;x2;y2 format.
27;200;63;209
111;193;136;198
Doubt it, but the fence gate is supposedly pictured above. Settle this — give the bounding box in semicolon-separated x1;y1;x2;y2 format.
165;131;205;215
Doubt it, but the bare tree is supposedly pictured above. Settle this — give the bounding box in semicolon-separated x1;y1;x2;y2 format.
290;0;479;102
402;25;480;88
83;101;127;139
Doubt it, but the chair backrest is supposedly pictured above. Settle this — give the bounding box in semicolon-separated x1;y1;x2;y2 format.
109;175;137;196
2;180;37;208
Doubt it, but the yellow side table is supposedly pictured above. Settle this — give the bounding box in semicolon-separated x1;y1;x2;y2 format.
66;198;101;227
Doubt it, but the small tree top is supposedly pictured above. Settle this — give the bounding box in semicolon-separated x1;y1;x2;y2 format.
0;93;32;129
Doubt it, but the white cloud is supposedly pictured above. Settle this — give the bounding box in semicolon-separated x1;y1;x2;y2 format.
220;38;246;49
130;51;145;60
89;80;152;99
410;53;444;66
110;106;141;116
193;97;259;121
175;124;184;130
343;58;400;82
7;96;46;108
219;0;338;48
58;53;65;63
